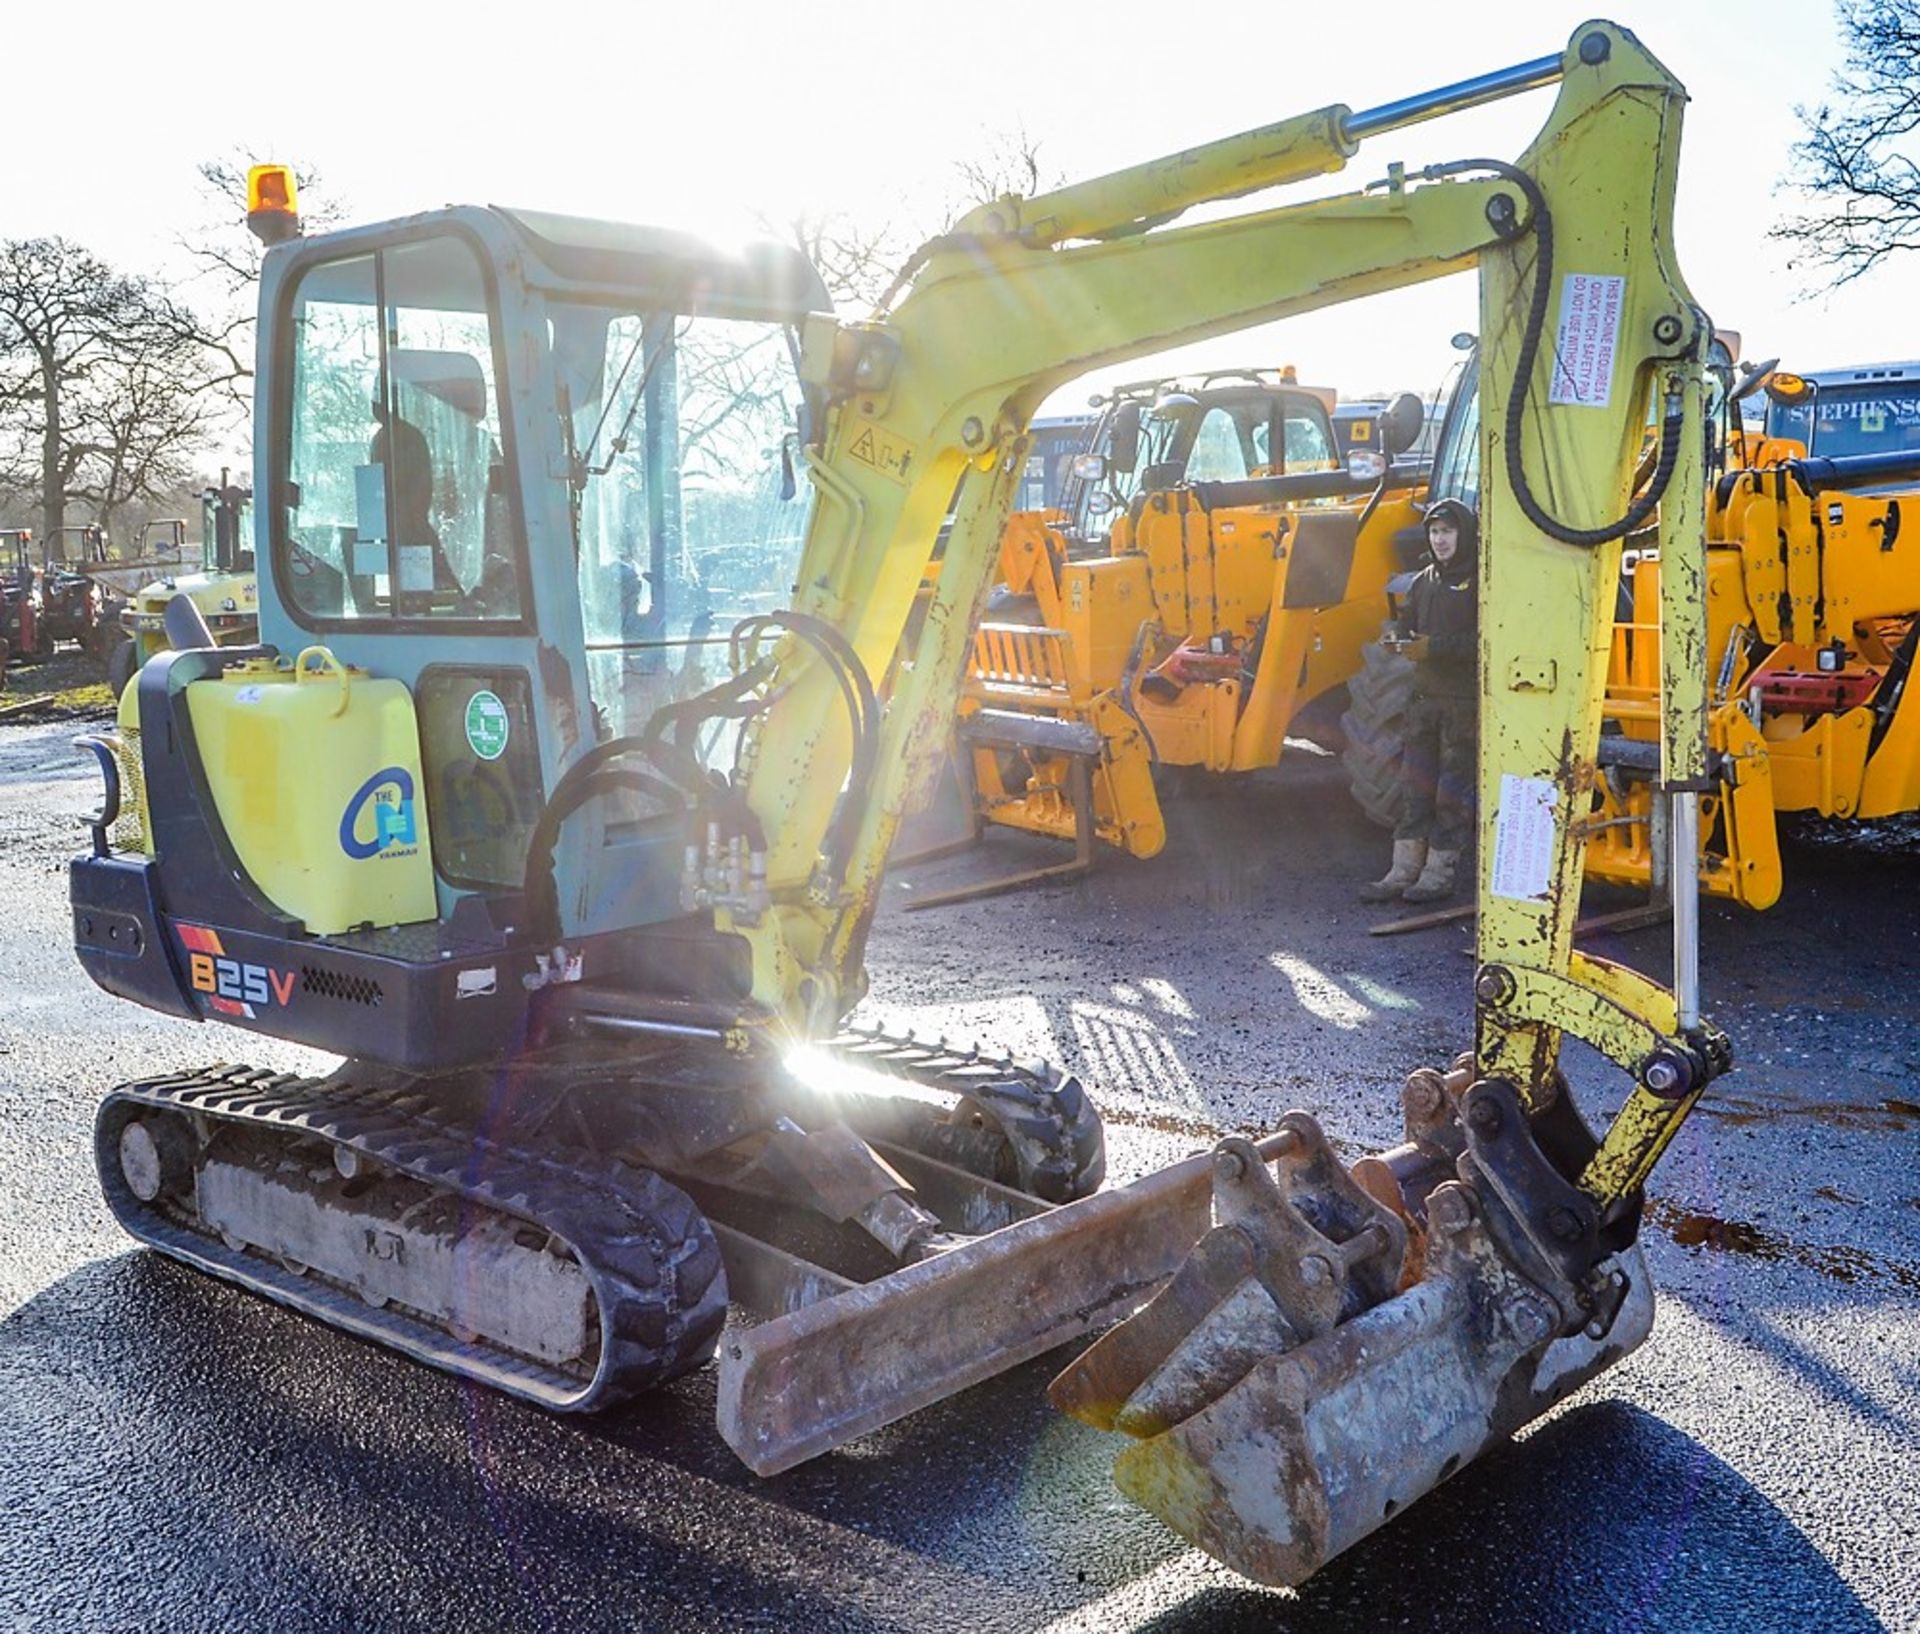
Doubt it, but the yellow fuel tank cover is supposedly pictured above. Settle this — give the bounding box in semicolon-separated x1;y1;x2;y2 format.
185;648;438;934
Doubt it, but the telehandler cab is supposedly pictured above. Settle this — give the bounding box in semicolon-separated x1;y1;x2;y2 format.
74;22;1731;1587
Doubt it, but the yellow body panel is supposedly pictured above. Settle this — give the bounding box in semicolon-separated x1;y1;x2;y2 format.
1591;470;1920;901
127;570;259;663
182;652;438;935
1136;682;1239;771
1059;557;1154;691
1764;707;1874;815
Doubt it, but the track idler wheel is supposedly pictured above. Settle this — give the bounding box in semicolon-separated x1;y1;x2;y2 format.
807;1029;1107;1205
955;1060;1106;1204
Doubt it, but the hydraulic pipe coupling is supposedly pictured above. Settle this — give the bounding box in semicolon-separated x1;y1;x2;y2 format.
682;823;770;921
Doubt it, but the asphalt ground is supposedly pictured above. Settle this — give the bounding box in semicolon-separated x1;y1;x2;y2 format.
2;712;1916;1633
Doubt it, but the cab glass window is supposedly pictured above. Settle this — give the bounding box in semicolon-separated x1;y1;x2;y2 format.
1764;398;1813;449
1428;352;1482;510
552;303;813;745
1185;406;1251;483
1084;403;1179;544
281;236;522;624
1281;406;1336;470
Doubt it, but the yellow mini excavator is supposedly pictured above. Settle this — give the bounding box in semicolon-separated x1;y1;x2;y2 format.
73;23;1732;1588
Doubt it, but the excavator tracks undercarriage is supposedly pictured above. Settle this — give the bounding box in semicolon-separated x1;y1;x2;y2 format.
97;1064;728;1411
94;1025;1109;1424
814;1023;1106;1202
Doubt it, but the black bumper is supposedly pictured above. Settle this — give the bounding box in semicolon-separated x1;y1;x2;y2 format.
71;855;537;1071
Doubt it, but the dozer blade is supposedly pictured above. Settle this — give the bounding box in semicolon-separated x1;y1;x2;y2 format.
1049;1120;1656;1588
716;1129;1297;1475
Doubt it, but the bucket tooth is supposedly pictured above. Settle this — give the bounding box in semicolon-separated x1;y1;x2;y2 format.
1111;1276;1298;1439
1049;1221;1264;1432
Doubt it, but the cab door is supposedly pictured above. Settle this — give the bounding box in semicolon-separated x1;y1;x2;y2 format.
261;224;574;915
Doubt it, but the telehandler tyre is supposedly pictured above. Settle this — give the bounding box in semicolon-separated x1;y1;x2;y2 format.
1339;640;1416;828
105;637;137;698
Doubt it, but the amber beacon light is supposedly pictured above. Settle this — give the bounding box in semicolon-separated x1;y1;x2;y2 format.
246;164;301;245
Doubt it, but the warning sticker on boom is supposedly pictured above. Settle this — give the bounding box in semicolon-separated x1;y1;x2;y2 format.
1491;773;1558;902
846;423;914;484
1549;273;1626;408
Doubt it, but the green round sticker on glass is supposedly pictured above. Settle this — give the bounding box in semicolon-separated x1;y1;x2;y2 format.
465;690;510;761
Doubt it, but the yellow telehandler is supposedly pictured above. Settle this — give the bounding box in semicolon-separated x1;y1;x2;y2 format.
73;23;1732;1588
1379;346;1920;915
950;369;1430;876
1584;365;1920;911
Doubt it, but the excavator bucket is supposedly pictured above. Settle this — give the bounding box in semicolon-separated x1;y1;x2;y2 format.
1049;1115;1655;1587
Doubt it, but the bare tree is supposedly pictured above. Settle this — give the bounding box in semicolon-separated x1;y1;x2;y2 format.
950;123;1053;217
780;208;915;313
71;345;218;542
0;239;215;545
1775;0;1920;285
768;127;1063;316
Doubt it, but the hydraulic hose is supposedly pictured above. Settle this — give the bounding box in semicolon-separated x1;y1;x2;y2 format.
523;748;689;944
731;610;881;887
522;601;888;941
1421;159;1697;548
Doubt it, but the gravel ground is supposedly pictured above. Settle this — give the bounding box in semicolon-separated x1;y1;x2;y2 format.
1;715;1915;1634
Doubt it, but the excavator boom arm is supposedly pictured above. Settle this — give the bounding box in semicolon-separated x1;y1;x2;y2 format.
733;24;1723;1208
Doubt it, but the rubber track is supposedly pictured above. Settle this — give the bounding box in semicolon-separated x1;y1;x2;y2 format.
822;1024;1105;1201
96;1063;726;1412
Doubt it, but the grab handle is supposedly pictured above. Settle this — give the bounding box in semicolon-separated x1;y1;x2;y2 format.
293;645;352;717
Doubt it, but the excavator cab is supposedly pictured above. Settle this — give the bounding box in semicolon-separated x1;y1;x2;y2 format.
81;208;837;1057
256;213;832;949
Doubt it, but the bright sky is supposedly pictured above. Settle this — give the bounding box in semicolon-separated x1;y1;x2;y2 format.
3;0;1894;421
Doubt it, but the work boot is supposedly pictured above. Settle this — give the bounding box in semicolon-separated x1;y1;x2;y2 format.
1359;839;1427;902
1401;848;1460;904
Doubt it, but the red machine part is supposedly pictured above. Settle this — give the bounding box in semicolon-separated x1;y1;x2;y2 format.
1748;668;1880;716
1148;637;1244;692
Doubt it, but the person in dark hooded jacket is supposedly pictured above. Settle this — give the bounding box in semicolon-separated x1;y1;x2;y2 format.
1360;496;1478;903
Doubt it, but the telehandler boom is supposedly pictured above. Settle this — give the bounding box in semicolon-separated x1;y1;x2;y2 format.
73;22;1728;1588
